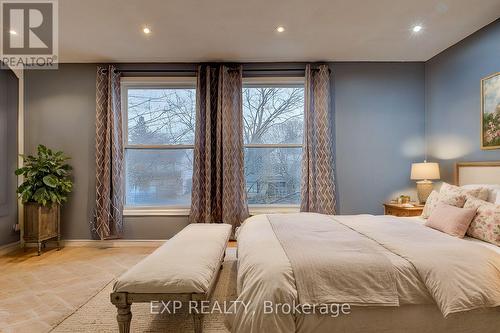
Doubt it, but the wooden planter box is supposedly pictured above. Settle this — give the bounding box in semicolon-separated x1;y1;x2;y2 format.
24;203;61;255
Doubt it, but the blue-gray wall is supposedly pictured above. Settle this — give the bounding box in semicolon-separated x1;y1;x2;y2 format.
334;63;425;214
24;65;190;239
20;20;500;240
0;68;19;246
426;19;500;182
25;65;96;239
24;63;425;238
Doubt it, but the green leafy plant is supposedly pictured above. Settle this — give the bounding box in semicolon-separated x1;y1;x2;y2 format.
15;144;73;206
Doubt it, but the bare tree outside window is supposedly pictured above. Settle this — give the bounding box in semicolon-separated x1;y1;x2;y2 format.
128;89;196;145
125;87;195;206
123;81;304;208
243;86;305;205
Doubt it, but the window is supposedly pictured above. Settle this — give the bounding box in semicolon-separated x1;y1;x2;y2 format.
123;78;196;209
243;78;305;206
123;76;304;214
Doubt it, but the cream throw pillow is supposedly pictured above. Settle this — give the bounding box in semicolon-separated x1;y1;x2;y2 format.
461;184;500;204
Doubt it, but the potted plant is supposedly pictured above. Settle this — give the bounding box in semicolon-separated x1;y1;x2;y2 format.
15;144;73;255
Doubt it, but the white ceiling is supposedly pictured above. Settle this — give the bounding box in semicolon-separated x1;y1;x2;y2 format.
59;0;500;63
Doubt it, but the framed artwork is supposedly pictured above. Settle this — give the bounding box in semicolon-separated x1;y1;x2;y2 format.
481;72;500;149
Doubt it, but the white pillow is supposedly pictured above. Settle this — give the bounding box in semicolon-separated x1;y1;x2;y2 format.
461;184;500;204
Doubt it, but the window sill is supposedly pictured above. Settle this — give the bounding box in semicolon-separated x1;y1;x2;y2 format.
123;208;191;216
123;205;300;217
249;205;300;215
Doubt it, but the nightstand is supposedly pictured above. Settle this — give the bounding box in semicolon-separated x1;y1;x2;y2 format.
383;203;424;217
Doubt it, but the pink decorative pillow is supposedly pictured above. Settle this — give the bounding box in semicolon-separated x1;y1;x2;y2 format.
425;203;477;238
464;197;500;246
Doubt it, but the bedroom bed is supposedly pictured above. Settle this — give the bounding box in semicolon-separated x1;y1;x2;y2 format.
226;162;500;333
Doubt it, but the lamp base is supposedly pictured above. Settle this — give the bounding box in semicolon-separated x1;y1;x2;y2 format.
416;180;434;204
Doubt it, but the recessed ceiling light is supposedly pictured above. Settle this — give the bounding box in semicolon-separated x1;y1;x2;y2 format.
142;27;151;35
9;30;17;35
412;25;422;33
276;26;285;33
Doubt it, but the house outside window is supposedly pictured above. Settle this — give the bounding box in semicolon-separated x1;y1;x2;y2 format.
243;77;305;211
122;76;305;215
122;77;196;214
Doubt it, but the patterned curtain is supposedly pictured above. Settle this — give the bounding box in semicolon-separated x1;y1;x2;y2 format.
189;64;249;232
93;65;124;239
300;64;337;214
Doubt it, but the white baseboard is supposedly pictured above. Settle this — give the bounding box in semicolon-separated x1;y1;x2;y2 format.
0;241;20;256
61;239;166;248
16;239;166;250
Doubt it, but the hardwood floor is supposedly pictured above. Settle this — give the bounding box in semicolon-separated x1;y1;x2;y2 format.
0;246;155;333
0;240;237;332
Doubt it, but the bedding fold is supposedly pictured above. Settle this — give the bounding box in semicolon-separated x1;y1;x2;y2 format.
230;213;500;333
267;213;399;306
335;215;500;316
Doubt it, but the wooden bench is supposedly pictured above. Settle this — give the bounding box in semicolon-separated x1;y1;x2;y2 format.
110;223;232;333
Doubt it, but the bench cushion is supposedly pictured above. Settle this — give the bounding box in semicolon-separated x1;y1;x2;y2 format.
113;223;231;294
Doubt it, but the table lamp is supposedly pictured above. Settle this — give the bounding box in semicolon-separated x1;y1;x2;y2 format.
411;161;440;204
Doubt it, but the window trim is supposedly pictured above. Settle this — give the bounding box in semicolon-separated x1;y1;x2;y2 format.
123;207;191;216
122;205;300;217
248;205;300;215
243;76;304;86
243;78;305;209
122;77;196;214
122;76;305;216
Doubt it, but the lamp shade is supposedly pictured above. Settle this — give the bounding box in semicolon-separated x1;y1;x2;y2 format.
411;162;440;180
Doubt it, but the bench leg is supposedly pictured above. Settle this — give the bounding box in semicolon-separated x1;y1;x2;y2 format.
116;304;132;333
111;292;132;333
193;313;203;333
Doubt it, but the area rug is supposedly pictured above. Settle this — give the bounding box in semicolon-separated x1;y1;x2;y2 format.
50;248;237;333
0;247;154;333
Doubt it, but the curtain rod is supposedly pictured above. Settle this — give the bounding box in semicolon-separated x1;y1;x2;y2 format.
111;68;307;73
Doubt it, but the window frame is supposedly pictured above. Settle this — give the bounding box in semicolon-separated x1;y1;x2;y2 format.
243;76;305;213
121;77;196;216
122;76;305;216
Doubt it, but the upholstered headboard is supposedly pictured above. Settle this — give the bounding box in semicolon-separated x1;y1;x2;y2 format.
455;162;500;186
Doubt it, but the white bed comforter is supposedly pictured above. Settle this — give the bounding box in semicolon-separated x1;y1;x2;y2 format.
227;214;500;333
